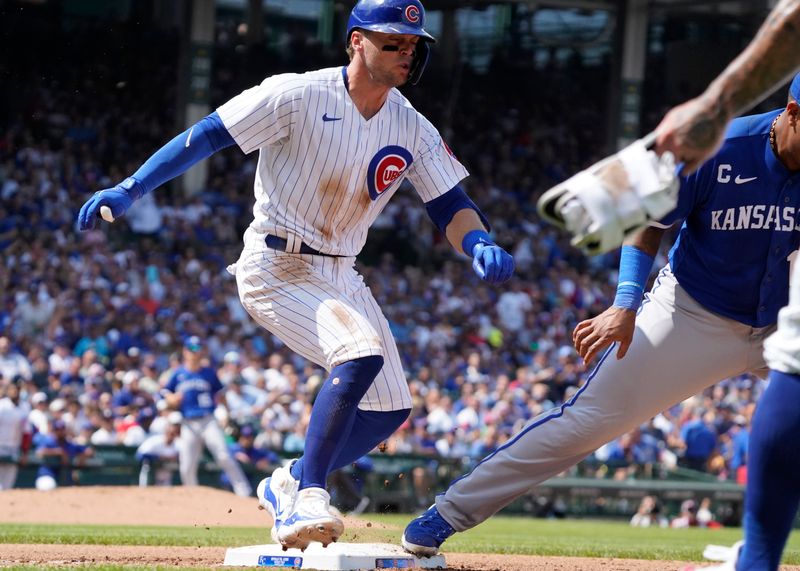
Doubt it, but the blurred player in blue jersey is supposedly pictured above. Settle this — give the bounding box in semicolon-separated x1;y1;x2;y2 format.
162;336;252;497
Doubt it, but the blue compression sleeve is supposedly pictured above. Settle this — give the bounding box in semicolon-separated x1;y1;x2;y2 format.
125;111;235;199
425;185;491;234
612;245;654;311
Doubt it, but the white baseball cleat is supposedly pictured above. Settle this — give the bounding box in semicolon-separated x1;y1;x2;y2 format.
277;487;344;551
257;460;299;544
680;541;743;571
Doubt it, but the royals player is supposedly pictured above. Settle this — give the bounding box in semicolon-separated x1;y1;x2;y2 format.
162;337;252;497
77;0;513;550
402;74;800;559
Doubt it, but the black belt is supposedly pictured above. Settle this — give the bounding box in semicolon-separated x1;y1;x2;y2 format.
265;234;342;257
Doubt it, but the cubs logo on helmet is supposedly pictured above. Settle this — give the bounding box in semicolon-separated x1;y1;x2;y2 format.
405;5;420;23
347;0;435;43
366;145;414;200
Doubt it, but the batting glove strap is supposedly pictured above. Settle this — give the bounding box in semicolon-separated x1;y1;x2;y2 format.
462;229;494;258
119;176;145;201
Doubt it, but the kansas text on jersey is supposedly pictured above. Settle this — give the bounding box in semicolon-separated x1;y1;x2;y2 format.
660;109;800;328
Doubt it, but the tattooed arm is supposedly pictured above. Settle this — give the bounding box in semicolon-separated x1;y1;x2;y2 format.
655;0;800;172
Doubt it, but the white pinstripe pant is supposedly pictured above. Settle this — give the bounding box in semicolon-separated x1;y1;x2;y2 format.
232;235;412;412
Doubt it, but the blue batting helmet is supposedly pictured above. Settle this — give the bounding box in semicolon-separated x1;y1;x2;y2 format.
347;0;435;85
347;0;436;44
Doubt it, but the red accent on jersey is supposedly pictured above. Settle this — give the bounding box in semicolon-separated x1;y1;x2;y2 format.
374;154;409;194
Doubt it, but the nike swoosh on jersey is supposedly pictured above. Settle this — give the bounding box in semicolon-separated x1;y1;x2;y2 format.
185;126;194;147
734;175;757;184
322;113;342;122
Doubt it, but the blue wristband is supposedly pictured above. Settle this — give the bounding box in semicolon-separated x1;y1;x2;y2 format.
612;245;654;311
462;229;494;257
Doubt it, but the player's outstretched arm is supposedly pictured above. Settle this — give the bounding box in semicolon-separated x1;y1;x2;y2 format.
656;0;800;172
573;226;664;363
77;111;236;230
424;186;514;283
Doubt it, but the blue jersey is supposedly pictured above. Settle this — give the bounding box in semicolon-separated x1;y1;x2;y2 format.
661;109;800;327
164;366;223;419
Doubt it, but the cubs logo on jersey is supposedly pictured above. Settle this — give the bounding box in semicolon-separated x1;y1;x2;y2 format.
367;145;413;200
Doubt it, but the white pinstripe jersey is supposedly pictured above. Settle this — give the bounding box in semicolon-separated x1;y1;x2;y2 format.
217;66;468;256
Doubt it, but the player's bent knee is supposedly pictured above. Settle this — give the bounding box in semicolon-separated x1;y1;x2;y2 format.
325;355;385;402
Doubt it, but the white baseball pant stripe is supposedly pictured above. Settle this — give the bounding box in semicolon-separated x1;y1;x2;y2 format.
235;241;412;412
436;265;773;531
179;415;252;497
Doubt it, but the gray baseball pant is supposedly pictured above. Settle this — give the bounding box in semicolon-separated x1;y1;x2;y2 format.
436;266;773;531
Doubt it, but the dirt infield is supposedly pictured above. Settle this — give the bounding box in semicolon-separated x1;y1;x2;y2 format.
0;486;792;570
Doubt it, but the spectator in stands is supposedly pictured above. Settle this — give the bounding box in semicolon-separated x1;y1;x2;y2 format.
0;382;30;490
0;337;31;383
217;351;244;385
35;418;94;490
111;370;152;417
630;495;668;528
226;377;268;426
679;408;718;472
27;392;50;436
136;412;182;486
696;497;718;528
229;424;279;473
670;499;700;528
90;411;118;446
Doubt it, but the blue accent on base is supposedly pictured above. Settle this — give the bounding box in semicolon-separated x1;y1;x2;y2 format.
403;506;455;549
300;355;385;490
737;370;800;571
375;557;415;568
257;555;302;567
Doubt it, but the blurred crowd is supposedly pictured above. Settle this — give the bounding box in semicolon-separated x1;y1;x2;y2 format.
0;13;764;495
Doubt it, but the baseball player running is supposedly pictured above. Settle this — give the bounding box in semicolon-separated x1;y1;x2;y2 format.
402;73;800;558
162;336;252;497
77;0;513;550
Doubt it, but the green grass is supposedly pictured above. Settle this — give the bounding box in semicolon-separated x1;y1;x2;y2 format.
369;515;800;562
2;516;800;567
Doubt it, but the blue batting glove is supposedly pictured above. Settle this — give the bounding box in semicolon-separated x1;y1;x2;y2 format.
472;242;515;283
77;177;139;231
